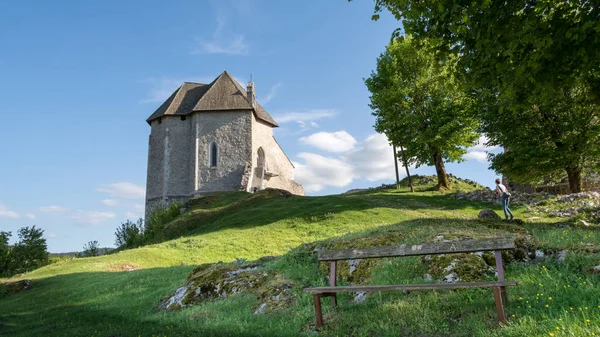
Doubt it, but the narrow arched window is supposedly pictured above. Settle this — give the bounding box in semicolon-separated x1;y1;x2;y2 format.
210;142;218;167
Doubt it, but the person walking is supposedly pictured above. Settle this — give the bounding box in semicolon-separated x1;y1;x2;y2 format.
495;178;514;220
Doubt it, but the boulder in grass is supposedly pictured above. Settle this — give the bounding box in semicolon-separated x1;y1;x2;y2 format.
1;280;31;298
478;209;501;220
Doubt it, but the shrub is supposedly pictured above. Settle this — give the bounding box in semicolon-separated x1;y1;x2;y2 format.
144;202;181;242
8;226;49;274
114;219;144;249
82;240;99;257
0;231;11;276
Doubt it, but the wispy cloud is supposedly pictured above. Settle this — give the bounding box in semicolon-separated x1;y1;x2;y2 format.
139;76;214;104
260;83;282;105
98;182;145;200
101;199;118;206
25;214;36;219
72;211;116;225
125;212;141;219
273;109;337;124
0;203;19;218
134;204;145;212
191;16;248;55
39;206;70;213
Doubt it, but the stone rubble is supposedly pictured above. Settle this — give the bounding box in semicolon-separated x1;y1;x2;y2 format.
456;190;600;223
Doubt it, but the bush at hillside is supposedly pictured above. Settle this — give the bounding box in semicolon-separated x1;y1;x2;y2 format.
114;218;144;249
1;226;49;277
143;202;181;242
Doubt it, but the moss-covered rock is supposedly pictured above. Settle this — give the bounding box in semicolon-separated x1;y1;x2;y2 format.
426;254;494;282
157;262;294;313
0;280;31;298
317;230;405;285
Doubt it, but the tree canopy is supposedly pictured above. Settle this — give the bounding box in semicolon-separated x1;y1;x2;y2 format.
369;0;600;191
365;36;479;189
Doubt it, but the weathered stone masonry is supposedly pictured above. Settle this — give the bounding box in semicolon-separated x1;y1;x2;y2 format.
145;71;304;217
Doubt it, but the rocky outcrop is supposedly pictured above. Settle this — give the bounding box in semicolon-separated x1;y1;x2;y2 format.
1;280;31;297
157;262;294;314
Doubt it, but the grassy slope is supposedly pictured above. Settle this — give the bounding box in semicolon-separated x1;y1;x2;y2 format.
1;185;599;337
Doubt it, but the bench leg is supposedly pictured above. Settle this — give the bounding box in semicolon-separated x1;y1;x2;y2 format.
313;294;324;327
501;286;508;305
330;261;337;307
493;287;507;324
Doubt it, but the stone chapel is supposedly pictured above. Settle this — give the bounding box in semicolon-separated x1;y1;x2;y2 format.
144;71;304;216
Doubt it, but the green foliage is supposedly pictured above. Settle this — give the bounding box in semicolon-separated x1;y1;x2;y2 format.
1;188;600;336
0;231;11;275
144;202;182;242
114;219;144;249
82;240;99;257
365;36;479;189
369;0;600;192
7;226;49;274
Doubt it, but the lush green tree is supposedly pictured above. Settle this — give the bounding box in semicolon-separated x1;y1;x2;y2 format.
82;240;99;257
365;36;479;189
367;0;600;192
9;226;49;273
0;231;11;275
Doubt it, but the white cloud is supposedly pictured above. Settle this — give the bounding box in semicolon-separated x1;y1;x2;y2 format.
0;203;19;219
300;131;357;153
72;211;116;225
48;233;57;238
273;109;337;124
191;16;248;55
101;199;118;206
463;151;489;162
462;135;501;162
98;182;145;200
260;83;282;105
469;135;500;152
293;153;355;192
25;214;36;219
134;204;145;212
39;206;70;213
346;133;400;182
293;133;410;192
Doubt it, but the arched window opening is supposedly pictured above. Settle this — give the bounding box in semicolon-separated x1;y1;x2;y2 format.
210;142;218;167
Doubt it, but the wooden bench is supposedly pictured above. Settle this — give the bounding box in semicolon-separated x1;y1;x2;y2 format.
304;237;517;327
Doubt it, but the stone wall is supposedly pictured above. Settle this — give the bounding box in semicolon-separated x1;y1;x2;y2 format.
250;115;305;195
194;111;253;194
145;116;193;217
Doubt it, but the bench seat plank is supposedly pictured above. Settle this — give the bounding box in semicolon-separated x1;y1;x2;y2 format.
318;237;514;261
305;281;518;294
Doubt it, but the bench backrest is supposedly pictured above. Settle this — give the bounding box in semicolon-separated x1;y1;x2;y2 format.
318;237;514;261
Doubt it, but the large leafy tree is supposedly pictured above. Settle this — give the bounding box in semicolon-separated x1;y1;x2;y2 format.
365;36;479;189
367;0;600;192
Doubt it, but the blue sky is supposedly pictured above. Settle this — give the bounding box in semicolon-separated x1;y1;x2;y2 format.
0;0;500;252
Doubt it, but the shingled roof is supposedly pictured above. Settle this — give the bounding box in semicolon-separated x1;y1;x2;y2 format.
146;71;278;127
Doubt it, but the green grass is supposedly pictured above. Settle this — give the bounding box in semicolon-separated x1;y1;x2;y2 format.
1;185;599;336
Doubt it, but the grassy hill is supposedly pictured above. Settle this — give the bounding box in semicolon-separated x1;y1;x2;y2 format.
1;181;599;337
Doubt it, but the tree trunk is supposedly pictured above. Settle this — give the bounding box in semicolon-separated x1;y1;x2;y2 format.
433;150;450;190
393;145;400;189
565;166;582;193
399;144;414;192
